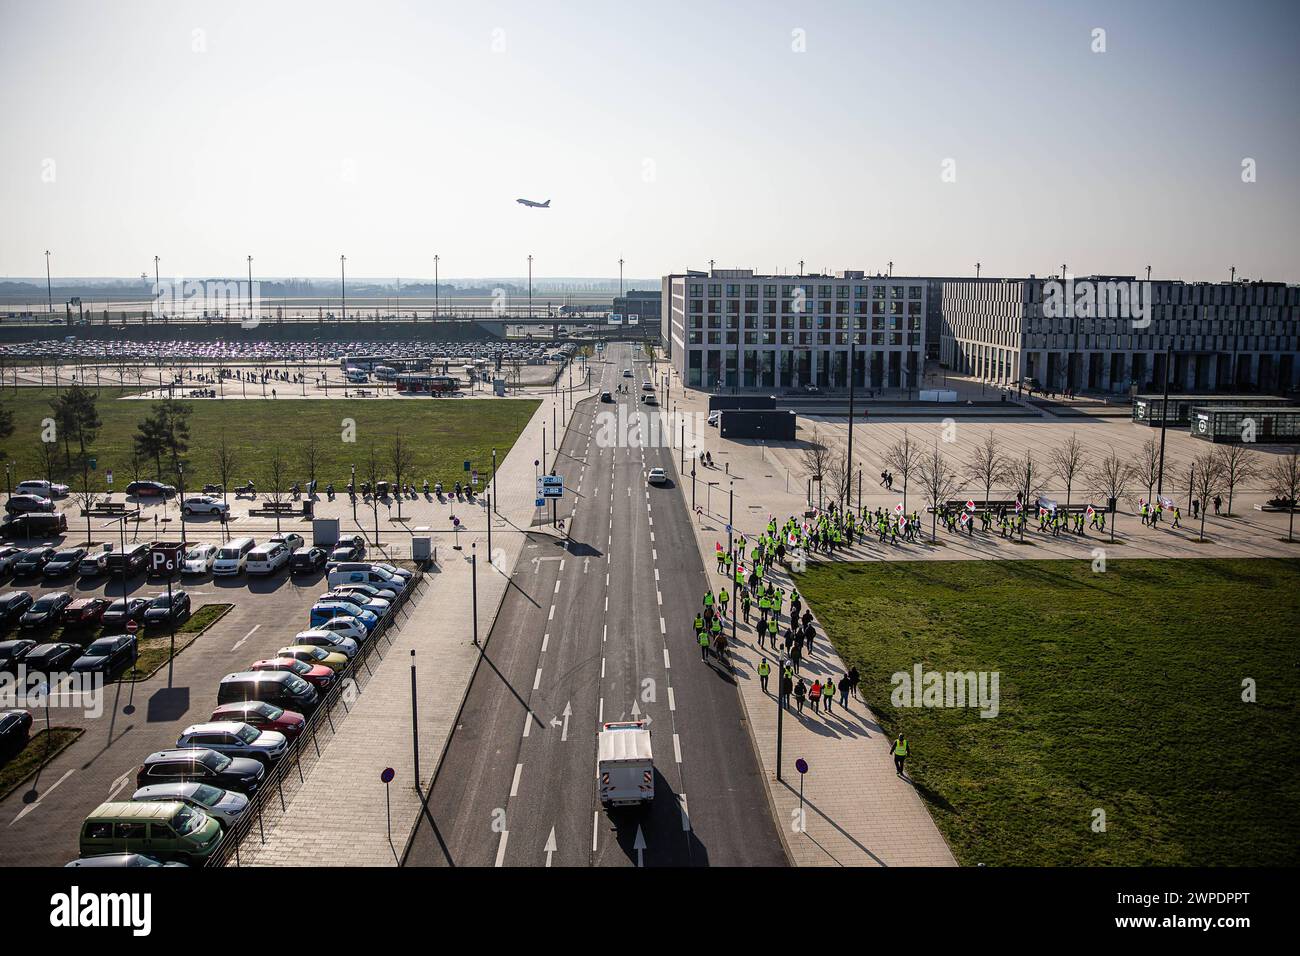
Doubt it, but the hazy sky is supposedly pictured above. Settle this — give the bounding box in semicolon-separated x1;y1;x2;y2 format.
2;0;1297;282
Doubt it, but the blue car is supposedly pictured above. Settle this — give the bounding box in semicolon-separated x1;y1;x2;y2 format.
309;603;379;633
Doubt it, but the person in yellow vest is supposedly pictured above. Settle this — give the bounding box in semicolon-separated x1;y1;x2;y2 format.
890;733;910;778
718;587;729;618
699;628;711;662
757;657;770;693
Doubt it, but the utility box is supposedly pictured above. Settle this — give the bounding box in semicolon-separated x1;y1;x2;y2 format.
411;536;432;562
493;377;506;397
719;409;796;441
312;518;340;547
709;394;776;411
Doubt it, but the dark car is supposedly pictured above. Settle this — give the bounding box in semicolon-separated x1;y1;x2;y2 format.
125;480;176;499
3;494;56;516
136;748;265;795
209;700;306;741
0;513;69;540
0;639;37;674
0;591;34;626
71;634;137;676
42;547;87;578
600;391;614;403
21;642;81;672
61;597;110;626
19;592;73;628
143;590;190;625
100;597;150;627
0;709;33;756
12;548;57;577
329;543;365;563
289;548;327;574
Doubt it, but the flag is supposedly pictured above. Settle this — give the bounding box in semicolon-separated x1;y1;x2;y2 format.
966;500;975;512
1015;500;1023;513
897;514;906;528
960;511;969;524
895;502;904;514
1086;505;1095;517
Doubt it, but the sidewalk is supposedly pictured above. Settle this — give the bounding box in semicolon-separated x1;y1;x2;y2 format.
240;383;596;865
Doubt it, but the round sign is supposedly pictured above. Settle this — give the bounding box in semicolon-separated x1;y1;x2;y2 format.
795;758;808;775
380;767;395;784
125;620;139;634
452;517;460;527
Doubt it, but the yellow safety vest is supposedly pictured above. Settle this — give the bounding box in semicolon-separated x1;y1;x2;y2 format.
894;737;909;757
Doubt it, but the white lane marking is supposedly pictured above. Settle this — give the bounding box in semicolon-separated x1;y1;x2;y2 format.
602;623;607;643
673;734;683;763
668;687;676;711
656;591;662;606
652;549;657;560
559;559;565;572
533;668;543;690
523;712;533;738
495;830;509;867
593;812;600;852
605;573;609;586
600;657;606;678
650;532;655;542
510;763;523;797
648;517;653;526
654;569;659;581
604;595;608;611
10;768;76;826
231;624;260;652
541;632;550;653
554;580;560;595
663;647;670;668
659;617;666;635
548;604;555;621
598;697;604;722
679;794;692;831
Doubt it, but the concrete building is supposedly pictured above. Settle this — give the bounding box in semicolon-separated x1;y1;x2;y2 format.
662;269;925;391
939;276;1300;395
612;289;660;336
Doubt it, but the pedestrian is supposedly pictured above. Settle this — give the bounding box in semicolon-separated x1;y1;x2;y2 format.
890;733;909;778
780;670;793;709
823;677;834;713
794;678;807;715
809;679;822;712
838;673;851;709
1213;494;1222;516
699;629;710;662
1192;499;1200;519
758;657;770;693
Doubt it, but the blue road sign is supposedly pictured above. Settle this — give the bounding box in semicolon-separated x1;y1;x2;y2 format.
381;767;395;784
795;758;808;775
536;498;545;507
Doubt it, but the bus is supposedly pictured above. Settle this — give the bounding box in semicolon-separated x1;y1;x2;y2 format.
343;368;369;384
394;373;460;395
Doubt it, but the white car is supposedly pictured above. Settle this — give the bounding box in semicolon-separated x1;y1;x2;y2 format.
269;533;304;553
182;544;218;575
181;495;229;516
131;782;249;829
15;479;69;499
642;382;654;392
292;628;360;659
707;411;720;427
622;369;633;378
246;543;290;576
647;467;668;485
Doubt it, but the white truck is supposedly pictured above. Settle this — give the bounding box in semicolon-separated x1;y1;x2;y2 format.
597;720;654;808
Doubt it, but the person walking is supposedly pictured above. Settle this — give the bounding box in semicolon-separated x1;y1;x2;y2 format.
809;679;822;713
1213;494;1223;516
838;673;851;709
699;628;710;662
823;676;834;714
758;657;770;693
794;678;807;715
890;733;909;778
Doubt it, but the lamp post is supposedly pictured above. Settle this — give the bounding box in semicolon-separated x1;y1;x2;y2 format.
177;463;186;549
410;650;421;789
247;255;254;321
491;448;498;514
471;542;479;646
340;255;347;321
846;335;857;510
45;250;53;314
154;256;161;318
528;254;533;318
1156;341;1173;499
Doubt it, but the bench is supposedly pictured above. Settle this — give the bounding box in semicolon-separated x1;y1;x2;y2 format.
249;501;296;516
83;502;132;517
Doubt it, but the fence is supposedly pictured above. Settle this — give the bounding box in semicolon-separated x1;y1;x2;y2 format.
204;562;429;866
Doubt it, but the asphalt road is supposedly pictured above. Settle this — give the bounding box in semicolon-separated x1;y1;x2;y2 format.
405;342;785;867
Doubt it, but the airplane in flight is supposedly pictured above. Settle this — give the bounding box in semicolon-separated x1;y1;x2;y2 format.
516;197;551;208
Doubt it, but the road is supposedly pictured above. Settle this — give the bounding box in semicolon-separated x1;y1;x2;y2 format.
405;342;785;867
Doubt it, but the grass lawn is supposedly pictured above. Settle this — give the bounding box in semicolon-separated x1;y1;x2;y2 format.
795;557;1300;866
0;728;83;801
0;388;539;490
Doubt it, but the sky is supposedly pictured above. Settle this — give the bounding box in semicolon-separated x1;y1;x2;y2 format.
1;0;1298;283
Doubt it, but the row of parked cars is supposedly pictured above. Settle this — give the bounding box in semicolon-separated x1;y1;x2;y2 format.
66;557;417;865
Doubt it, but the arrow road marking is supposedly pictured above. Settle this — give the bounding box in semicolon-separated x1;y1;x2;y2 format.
559;701;572;741
544;826;557;867
106;769;133;802
633;825;646;867
10;768;76;826
231;624;260;652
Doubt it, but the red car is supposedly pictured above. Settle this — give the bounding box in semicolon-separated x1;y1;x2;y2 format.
61;597;111;626
249;657;335;692
209;700;306;741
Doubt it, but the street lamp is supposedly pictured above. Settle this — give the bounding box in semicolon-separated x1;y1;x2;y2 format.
340;255;347;322
45;250;53;314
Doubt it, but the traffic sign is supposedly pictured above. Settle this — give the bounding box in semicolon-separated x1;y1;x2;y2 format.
463;460;471;471
795;757;808;775
380;767;395;784
125;620;139;634
537;475;564;499
106;470;114;486
535;498;545;508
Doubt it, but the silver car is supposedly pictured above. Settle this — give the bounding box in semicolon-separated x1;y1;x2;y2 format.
176;721;288;767
131;781;250;828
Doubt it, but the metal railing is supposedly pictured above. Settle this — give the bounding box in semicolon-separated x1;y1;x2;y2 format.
204;562;430;866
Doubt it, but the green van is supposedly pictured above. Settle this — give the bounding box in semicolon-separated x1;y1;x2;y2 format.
79;800;223;863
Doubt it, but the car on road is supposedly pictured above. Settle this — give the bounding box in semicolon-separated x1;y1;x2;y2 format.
250;657;335;693
136;748;266;795
181;544;217;575
62;597;110;626
100;596;150;627
41;547;87;578
181;495;229;517
622;369;633;377
642;381;654;391
209;700;306;741
277;644;348;672
246;543;290;576
126;480;176;498
600;391;613;403
292;627;360;659
71;634;138;676
0;592;35;627
289;547;327;574
597;719;655;808
647;467;669;486
0;512;69;539
0;639;37;674
707;411;720;427
310;601;379;633
641;393;659;406
131;782;250;829
12;547;57;576
21;642;81;673
79;801;223;863
176;720;288;767
4;494;56;516
19;592;73;628
143;590;191;625
0;546;24;575
15;479;69;499
269;533;305;553
0;708;33;756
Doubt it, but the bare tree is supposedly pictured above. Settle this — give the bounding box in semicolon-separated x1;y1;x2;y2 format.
301;434;321;498
1010;450;1044;542
1265;451;1300;543
1188;451;1225;542
1048;432;1087;512
1085;447;1138;543
882;428;918;513
389;430;416;522
800;427;833;509
212;432;239;508
37;437;59;485
265;445;287;534
364;440;382;546
916;443;965;541
1215;443;1259;517
73;459;101;548
965;429;1010;510
1137;437;1169;508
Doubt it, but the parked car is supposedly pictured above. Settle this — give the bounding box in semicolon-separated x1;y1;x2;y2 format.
707;411;720;427
292;627;360;659
175;721;288;767
289;547;327;574
62;597;110;626
130;782;250;829
4;494;56;516
0;545;25;574
79;801;222;863
246;543;290;576
216;671;319;716
329;562;412;588
100;596;150;626
105;543;150;576
269;533;305;553
212;537;256;576
0;639;37;674
0;708;33;755
143;590;191;625
182;544;217;575
331;581;399;602
329;543;365;563
277;644;348;672
0;512;68;540
310;602;379;634
319;590;391;614
209;700;306;741
250;657;335;692
19;592;73;628
0;592;35;627
41;547;87;578
126;480;176;498
71;634;138;676
181;495;228;517
136;748;266;795
21;642;81;672
14;479;69;499
64;853;183;868
12;547;56;576
78;548;111;577
327;566;409;593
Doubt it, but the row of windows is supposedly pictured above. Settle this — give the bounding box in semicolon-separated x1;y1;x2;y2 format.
686;283;923;300
688;300;923;316
686;331;922;347
690;315;922;331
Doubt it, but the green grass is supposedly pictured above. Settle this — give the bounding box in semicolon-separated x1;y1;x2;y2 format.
0;728;83;801
795;557;1300;866
0;388;539;490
